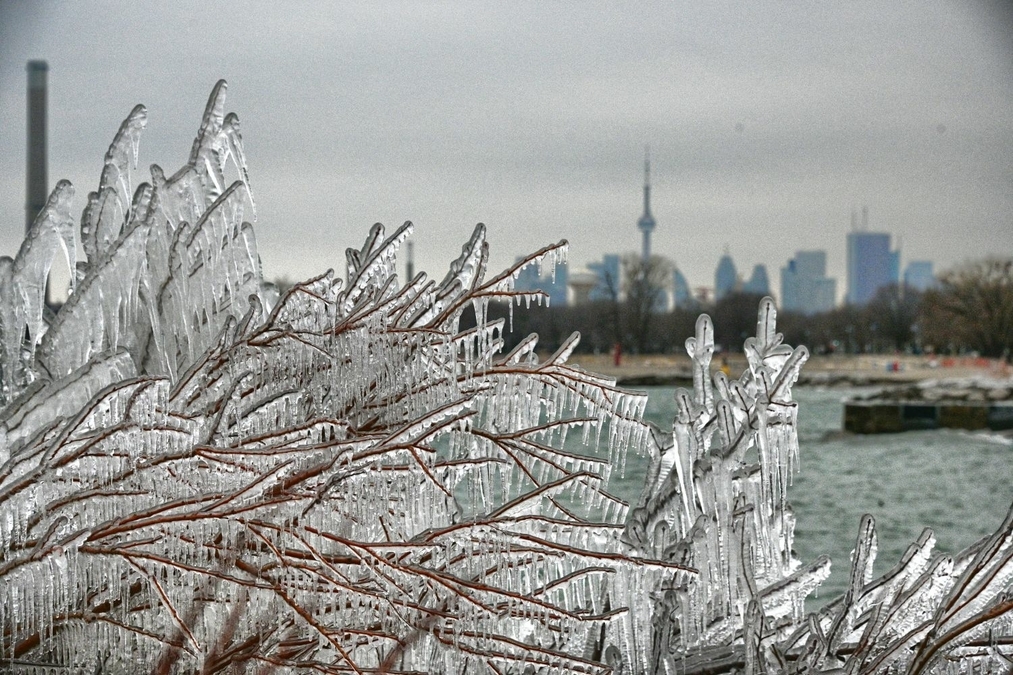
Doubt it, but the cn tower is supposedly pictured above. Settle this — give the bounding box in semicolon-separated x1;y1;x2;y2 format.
636;147;656;262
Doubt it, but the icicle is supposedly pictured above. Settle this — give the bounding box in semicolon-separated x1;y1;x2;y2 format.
17;80;986;675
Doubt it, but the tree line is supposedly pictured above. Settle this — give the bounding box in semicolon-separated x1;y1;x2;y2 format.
488;256;1013;361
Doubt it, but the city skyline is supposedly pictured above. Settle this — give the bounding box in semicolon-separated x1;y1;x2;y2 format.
573;195;940;309
2;2;1011;301
8;54;977;313
531;193;939;310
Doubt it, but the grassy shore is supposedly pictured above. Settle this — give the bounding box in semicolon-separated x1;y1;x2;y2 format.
567;352;1013;387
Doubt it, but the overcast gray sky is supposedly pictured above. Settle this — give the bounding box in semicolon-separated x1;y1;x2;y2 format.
2;1;1011;301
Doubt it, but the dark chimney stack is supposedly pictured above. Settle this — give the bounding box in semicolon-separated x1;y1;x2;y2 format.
26;60;49;234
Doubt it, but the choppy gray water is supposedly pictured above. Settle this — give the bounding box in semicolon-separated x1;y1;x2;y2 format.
613;386;1013;604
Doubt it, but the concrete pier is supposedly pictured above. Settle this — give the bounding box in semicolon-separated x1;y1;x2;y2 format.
844;400;1013;434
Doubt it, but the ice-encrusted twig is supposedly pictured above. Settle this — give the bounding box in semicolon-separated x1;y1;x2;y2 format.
1;83;684;674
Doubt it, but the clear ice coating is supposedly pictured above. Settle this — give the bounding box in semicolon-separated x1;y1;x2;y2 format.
1;82;1013;674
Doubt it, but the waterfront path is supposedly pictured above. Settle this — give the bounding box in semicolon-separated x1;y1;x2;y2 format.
568;353;1012;387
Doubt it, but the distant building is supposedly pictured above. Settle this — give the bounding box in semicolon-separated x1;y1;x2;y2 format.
546;262;568;306
587;254;621;303
568;271;597;306
742;264;770;296
714;250;738;300
673;267;694;309
903;260;934;291
846;210;899;305
513;259;569;306
514;262;541;293
781;250;836;315
650;282;670;314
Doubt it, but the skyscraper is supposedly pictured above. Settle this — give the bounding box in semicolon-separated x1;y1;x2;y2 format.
847;231;899;305
844;207;899;305
636;148;655;262
513;258;569;307
588;254;621;302
781;250;836;314
742;264;770;296
903;260;934;291
546;261;568;307
673;267;693;309
714;249;738;300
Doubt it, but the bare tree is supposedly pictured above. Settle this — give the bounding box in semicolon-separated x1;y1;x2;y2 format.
921;258;1013;360
710;291;766;352
621;254;672;354
865;283;922;352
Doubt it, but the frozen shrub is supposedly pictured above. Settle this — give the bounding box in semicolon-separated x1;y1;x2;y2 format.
3;81;1012;674
0;81;684;674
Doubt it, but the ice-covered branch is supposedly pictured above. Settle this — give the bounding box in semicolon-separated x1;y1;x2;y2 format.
5;80;1013;675
1;82;680;674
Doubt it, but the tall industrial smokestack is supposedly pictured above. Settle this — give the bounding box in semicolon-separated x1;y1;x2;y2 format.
26;60;48;234
406;240;415;281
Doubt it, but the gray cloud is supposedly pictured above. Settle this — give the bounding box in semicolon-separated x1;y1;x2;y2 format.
1;0;1010;302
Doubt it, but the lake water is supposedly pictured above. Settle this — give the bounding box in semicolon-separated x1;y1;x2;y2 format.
612;385;1013;604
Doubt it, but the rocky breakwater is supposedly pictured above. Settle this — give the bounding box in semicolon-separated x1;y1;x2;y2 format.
844;377;1013;434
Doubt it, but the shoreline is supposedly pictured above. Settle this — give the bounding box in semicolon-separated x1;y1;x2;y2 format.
567;353;1013;388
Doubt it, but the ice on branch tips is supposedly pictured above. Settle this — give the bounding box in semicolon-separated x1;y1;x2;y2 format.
3;81;1013;674
0;80;678;674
